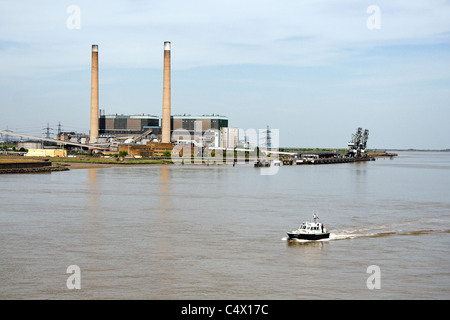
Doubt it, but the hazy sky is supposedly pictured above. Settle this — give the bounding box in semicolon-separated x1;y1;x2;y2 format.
0;0;449;149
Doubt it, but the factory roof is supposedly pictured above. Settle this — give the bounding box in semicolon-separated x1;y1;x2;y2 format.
171;114;228;120
100;114;159;119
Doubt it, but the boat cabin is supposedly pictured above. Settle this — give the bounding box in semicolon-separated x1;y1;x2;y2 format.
297;221;327;234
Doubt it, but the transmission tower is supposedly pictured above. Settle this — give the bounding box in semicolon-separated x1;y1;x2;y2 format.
261;125;272;150
43;123;54;139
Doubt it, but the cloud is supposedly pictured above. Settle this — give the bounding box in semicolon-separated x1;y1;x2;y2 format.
1;0;449;75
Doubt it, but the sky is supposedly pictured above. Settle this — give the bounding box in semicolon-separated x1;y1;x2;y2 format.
0;0;449;149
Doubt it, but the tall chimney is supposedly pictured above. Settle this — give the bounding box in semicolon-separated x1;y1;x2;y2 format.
161;41;171;143
90;44;99;143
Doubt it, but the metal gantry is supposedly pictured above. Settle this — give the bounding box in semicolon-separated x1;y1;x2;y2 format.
347;127;369;158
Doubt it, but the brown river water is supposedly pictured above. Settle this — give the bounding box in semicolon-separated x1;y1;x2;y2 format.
0;151;449;299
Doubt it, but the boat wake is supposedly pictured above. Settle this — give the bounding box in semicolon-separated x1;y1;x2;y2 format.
331;228;450;240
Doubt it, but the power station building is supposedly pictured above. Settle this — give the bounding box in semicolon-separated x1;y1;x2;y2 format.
99;113;160;136
98;113;228;145
171;114;228;133
171;115;228;148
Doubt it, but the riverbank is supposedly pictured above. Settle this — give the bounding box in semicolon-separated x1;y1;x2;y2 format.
1;155;232;172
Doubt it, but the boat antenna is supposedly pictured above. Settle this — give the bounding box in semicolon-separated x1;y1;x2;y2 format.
313;212;319;221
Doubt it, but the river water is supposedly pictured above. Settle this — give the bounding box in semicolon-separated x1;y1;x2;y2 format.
0;151;449;299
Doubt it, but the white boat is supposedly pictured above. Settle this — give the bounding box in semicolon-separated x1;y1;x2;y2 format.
287;214;330;240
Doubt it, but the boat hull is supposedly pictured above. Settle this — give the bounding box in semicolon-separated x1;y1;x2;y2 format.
287;232;330;241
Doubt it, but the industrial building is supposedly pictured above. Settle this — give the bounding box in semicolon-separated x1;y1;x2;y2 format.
57;132;89;145
171;114;228;147
16;141;42;150
99;113;160;137
25;149;67;157
96;113;229;145
118;141;173;157
171;114;228;132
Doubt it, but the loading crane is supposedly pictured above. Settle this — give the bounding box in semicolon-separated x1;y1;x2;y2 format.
346;127;369;158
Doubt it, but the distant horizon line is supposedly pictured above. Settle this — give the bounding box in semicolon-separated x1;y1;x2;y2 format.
279;147;450;152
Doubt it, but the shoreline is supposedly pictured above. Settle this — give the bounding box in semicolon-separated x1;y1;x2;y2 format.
0;160;171;173
50;159;173;169
56;162;122;170
0;151;399;173
0;165;69;174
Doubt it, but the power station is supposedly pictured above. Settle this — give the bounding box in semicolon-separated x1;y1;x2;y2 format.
83;41;233;154
0;41;234;155
0;41;382;163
